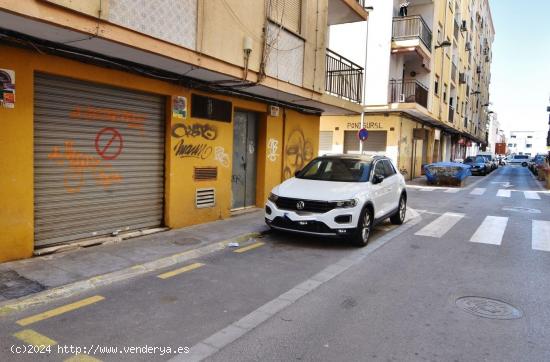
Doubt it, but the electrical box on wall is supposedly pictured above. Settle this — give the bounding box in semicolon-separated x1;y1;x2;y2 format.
269;105;280;117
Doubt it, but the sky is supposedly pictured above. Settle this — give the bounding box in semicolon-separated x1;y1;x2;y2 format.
488;0;550;134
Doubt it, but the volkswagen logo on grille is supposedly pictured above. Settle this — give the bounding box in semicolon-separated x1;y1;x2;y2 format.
296;201;305;210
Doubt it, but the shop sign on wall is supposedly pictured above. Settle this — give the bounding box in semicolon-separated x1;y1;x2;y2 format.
346;121;383;130
172;96;187;119
0;69;15;109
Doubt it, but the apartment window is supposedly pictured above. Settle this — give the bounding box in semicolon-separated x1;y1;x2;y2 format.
511;135;516;138
443;84;448;103
434;76;440;96
508;143;513;147
526;144;532;148
268;0;302;34
527;136;533;138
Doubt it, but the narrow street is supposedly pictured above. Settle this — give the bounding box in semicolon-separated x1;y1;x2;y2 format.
1;165;549;362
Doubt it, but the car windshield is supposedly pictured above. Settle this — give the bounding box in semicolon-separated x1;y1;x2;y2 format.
465;156;485;163
514;155;529;159
296;158;372;182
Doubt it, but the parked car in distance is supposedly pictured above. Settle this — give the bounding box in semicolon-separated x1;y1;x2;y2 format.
529;154;547;175
508;154;530;167
453;158;464;163
497;156;507;166
477;152;498;171
464;156;490;175
265;155;407;247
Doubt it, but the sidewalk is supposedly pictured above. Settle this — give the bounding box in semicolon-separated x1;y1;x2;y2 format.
0;210;267;303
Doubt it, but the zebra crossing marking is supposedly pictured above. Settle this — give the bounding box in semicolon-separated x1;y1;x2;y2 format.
414;212;465;238
470;216;508;245
470;188;486;195
532;221;550;252
497;189;511;198
524;191;541;200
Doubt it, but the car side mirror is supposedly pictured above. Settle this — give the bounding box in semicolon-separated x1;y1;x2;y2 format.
372;174;384;184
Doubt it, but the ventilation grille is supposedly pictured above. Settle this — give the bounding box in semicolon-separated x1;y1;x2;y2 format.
196;188;215;208
194;167;218;181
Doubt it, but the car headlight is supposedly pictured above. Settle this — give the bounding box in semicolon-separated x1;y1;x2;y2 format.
268;192;279;202
335;199;358;208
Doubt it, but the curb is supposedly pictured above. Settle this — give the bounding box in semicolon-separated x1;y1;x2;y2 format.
0;231;266;318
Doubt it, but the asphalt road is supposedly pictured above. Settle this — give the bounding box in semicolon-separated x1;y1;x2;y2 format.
1;166;549;362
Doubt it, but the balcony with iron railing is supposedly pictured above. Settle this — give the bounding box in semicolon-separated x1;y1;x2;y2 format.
388;79;428;108
325;49;363;104
392;15;433;51
328;0;370;25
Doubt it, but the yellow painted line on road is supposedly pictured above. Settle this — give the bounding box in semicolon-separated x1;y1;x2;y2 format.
16;296;105;327
13;329;57;347
233;241;265;253
64;354;103;362
157;262;205;279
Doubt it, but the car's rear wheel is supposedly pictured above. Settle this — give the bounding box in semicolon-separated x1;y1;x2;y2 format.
351;207;372;247
522;162;528;167
390;195;406;225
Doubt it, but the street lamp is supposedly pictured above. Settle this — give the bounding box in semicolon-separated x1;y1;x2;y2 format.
434;40;452;49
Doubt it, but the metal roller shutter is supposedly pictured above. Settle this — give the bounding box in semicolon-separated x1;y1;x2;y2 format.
34;73;165;247
343;130;359;153
344;130;388;154
268;0;302;34
364;131;387;152
319;131;333;152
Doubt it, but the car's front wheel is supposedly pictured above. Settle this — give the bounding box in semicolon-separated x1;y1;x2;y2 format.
351;207;373;247
390;195;406;225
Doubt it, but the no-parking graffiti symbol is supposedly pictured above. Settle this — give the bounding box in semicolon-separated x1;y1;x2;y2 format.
95;127;124;160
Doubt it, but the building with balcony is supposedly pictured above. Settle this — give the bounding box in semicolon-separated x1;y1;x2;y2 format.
321;0;495;179
0;0;369;262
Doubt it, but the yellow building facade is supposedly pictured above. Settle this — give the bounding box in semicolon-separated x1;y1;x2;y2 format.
0;0;368;261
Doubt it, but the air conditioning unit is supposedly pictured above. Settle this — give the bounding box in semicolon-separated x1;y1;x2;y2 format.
465;42;472;51
461;20;467;31
399;94;406;103
459;72;467;84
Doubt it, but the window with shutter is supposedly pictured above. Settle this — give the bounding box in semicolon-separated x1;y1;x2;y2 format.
267;0;302;34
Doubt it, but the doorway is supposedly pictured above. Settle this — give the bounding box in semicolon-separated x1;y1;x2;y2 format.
231;111;258;210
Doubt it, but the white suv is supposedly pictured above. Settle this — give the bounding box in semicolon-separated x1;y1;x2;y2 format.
265;155;407;246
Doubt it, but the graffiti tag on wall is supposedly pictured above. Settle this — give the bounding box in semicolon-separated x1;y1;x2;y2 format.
214;146;230;167
171;122;220;160
173;139;212;159
70;106;146;133
48;141;123;193
171;122;218;140
267;138;279;162
283;128;314;180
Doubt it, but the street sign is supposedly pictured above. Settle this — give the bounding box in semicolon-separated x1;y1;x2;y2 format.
358;128;369;142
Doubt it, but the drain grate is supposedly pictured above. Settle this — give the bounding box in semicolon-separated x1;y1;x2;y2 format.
456;296;523;320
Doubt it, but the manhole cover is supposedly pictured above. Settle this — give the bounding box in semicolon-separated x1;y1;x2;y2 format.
456;296;523;320
502;207;541;214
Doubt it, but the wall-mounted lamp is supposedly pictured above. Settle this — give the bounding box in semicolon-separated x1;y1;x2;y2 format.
435;40;452;49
